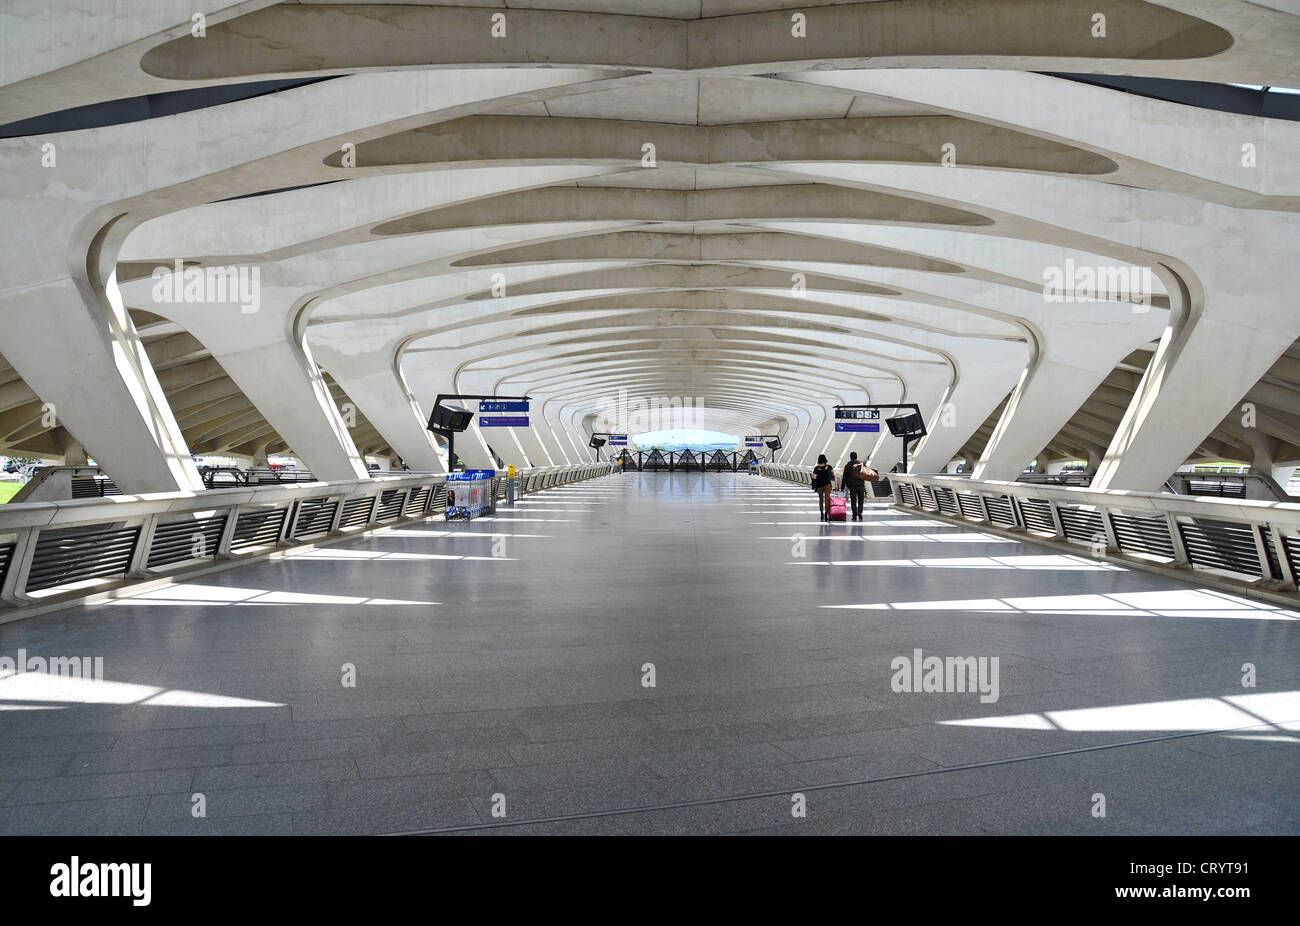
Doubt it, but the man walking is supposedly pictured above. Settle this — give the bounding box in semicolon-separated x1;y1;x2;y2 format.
843;451;868;521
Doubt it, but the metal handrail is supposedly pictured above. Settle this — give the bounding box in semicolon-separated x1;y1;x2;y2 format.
623;449;755;472
885;472;1300;594
1015;472;1093;487
1166;471;1292;502
7;466;120;504
0;462;617;609
759;463;893;497
757;464;1300;595
893;474;1300;527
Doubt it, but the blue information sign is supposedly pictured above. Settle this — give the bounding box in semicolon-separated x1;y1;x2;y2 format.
835;422;880;432
479;400;530;413
479;416;530;428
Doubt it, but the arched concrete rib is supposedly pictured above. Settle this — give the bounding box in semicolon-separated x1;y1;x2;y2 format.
770;161;1300;488
783;68;1300;209
122;223;638;477
392;313;1026;470
707;230;1172;476
119;166;631;475
10;0;1295;127
293;205;1066;477
327;301;982;465
340;115;1113;177
298;215;1158;477
316;219;1150;472
4;2;1299;485
496;353;915;470
303;257;1022;473
7;66;1190;478
135;1;1237;80
1;66;624;489
426;329;946;465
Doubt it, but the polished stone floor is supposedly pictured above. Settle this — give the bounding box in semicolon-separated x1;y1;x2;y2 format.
0;472;1296;835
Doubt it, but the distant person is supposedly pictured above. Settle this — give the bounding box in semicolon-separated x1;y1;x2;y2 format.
811;454;836;521
843;451;868;521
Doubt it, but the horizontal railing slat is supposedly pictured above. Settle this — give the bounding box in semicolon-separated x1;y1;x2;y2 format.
1;464;616;604
881;472;1300;597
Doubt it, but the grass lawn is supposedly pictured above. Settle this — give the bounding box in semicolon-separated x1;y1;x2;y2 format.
0;481;24;503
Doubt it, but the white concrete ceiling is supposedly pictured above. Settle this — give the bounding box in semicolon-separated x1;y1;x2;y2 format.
0;0;1297;489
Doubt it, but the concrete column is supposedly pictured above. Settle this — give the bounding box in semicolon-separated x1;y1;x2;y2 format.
799;405;836;466
909;352;1024;475
5;68;615;493
783;411;812;467
1093;256;1300;491
477;417;527;469
59;438;89;467
511;424;554;468
556;408;589;463
456;422;499;470
1084;445;1105;475
213;340;369;482
776;168;1300;493
867;370;949;474
313;344;445;473
973;308;1165;481
0;276;203;494
533;410;573;465
119;272;370;482
1272;462;1298;494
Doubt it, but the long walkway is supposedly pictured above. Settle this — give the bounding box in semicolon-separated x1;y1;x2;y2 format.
0;473;1296;835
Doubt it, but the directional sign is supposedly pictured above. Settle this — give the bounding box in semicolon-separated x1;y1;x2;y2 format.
608;434;628;446
835;422;881;432
479;400;530;413
478;399;529;427
835;408;880;420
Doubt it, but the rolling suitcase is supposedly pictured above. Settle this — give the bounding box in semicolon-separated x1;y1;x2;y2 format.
827;493;847;522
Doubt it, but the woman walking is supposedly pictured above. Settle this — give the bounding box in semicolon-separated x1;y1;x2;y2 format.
811;454;836;521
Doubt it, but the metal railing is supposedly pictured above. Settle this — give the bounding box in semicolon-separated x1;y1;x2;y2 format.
244;467;318;485
885;473;1300;595
7;466;121;504
759;463;894;498
1165;471;1292;502
1016;472;1094;487
618;450;765;472
0;462;616;609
